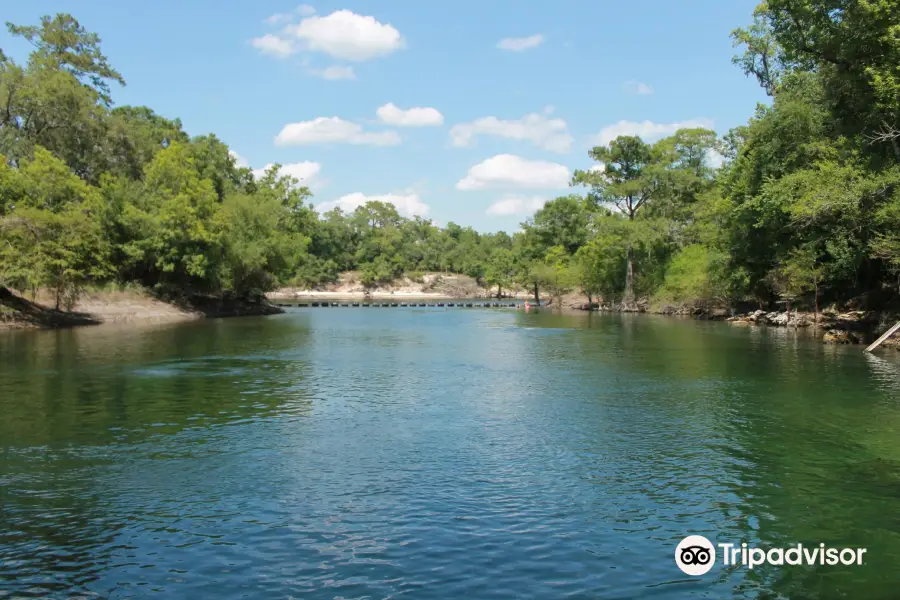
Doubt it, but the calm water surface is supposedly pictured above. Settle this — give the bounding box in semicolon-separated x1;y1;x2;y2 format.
2;309;900;599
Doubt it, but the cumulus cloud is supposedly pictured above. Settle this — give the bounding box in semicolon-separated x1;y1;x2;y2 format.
376;103;444;127
624;80;654;95
312;65;356;80
450;111;573;153
497;34;544;52
282;10;404;61
251;34;294;58
593;118;715;146
265;4;316;25
251;161;321;186
486;195;547;216
456;154;570;191
229;150;248;168
275;117;401;146
316;191;429;217
707;150;726;169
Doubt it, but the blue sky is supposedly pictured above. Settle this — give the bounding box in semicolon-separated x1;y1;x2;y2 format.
2;0;768;232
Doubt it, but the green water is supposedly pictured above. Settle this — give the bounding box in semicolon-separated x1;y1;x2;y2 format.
1;309;899;599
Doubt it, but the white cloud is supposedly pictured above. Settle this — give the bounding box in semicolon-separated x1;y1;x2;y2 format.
497;34;544;52
707;150;726;169
450;111;573;153
284;10;404;61
265;14;288;26
313;65;356;80
486;195;547;216
316;191;429;217
229;150;248;168
456;154;570;191
265;4;316;25
588;163;606;173
376;103;443;127
251;161;321;186
624;80;654;95
593;118;715;146
275;117;401;146
251;34;294;58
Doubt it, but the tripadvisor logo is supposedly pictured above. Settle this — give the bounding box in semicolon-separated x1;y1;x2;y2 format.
675;535;716;576
674;535;868;576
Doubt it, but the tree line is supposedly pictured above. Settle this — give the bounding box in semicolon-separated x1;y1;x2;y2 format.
2;3;899;312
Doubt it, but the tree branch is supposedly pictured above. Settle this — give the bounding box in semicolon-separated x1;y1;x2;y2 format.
784;8;853;68
866;121;900;143
0;216;42;241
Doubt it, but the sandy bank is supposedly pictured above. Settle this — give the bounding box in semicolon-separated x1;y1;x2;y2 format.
269;290;453;300
268;272;533;301
0;287;281;330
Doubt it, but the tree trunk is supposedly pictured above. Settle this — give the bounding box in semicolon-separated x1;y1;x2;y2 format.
533;282;540;305
587;293;593;309
814;284;819;325
786;298;791;327
624;245;635;309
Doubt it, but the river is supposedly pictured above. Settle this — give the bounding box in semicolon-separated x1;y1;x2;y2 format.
1;308;899;599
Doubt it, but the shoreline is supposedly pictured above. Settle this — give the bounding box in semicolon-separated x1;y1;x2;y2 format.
0;288;282;331
4;287;897;351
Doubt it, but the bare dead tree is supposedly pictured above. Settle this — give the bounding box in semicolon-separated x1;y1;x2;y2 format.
866;120;900;160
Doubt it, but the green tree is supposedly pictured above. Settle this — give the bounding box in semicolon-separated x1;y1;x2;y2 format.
731;9;784;96
120;142;219;293
572;136;669;307
533;245;577;305
656;245;731;309
6;13;125;104
484;247;515;298
104;107;189;180
758;0;900;160
0;147;111;307
214;191;310;297
521;195;591;256
781;245;825;320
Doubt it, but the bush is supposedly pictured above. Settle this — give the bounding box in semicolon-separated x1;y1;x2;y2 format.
359;256;400;288
291;256;340;288
655;245;730;306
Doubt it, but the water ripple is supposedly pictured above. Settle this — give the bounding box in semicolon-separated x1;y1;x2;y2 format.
1;311;899;598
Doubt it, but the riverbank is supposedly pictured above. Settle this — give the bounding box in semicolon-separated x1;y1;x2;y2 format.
268;272;533;301
0;287;282;330
542;291;900;349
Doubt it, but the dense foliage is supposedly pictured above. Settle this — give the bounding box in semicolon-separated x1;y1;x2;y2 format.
2;4;899;311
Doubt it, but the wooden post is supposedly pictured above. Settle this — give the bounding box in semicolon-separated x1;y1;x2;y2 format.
866;321;900;352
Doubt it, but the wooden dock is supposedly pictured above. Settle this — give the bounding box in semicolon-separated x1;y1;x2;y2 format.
866;321;900;352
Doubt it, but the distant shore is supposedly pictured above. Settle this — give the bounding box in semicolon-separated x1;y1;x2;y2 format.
266;289;531;300
267;273;533;301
